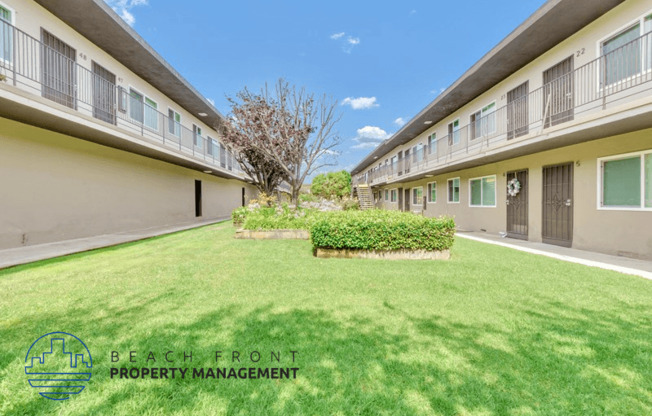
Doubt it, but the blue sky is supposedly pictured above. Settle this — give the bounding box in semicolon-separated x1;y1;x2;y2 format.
106;0;547;174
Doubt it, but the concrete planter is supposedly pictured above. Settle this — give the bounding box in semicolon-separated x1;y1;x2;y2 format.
314;248;450;260
234;229;310;240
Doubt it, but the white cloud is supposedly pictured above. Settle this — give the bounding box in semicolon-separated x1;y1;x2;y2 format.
430;87;446;96
105;0;148;26
394;117;406;127
410;9;417;15
330;32;361;53
341;97;379;110
351;126;391;149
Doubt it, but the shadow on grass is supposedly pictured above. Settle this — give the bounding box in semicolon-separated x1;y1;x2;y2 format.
3;298;652;415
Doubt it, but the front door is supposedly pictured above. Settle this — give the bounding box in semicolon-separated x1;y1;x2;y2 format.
404;189;410;212
41;29;76;109
506;169;528;240
542;163;573;247
92;61;116;124
397;187;403;211
543;56;574;128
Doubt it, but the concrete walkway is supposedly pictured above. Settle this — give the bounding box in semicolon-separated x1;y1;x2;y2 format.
0;218;228;270
457;231;652;280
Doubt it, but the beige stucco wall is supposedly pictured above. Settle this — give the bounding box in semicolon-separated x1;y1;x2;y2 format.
362;0;652;175
375;129;652;260
0;117;255;249
0;0;220;144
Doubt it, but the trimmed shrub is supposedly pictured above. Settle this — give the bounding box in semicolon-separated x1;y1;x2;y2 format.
242;206;321;230
310;210;455;252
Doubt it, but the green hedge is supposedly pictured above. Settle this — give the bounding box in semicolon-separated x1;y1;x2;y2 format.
242;206;321;230
310;210;455;251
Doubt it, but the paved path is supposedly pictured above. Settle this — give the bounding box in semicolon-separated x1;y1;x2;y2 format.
457;232;652;280
0;218;228;270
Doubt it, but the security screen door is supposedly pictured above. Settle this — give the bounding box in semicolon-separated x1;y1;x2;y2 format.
41;29;76;109
542;163;573;247
543;56;574;128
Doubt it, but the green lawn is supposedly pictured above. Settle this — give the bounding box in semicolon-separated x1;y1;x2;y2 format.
1;222;651;415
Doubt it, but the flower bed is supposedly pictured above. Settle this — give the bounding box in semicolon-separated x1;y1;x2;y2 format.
310;210;455;258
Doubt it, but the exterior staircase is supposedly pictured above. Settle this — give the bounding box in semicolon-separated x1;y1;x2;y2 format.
356;184;374;210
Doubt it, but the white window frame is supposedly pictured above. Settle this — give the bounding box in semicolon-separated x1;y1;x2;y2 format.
447;177;460;204
470;101;497;140
192;123;203;148
427;181;437;204
143;96;158;131
468;175;497;208
596;149;652;211
128;86;145;124
448;119;460;146
412;186;423;205
428;133;437;155
0;1;16;67
390;188;397;203
167;107;181;137
596;10;652;91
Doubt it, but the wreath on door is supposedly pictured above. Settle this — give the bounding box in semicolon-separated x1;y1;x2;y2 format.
507;178;521;197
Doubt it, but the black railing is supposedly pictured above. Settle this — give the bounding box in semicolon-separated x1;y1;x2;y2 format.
0;19;243;175
354;31;652;186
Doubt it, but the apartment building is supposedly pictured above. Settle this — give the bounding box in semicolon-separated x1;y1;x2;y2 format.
352;0;652;259
0;0;256;249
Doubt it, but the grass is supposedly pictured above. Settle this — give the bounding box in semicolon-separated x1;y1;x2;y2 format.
1;221;651;415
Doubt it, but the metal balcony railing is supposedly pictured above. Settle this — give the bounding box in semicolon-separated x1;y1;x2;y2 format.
354;30;652;187
0;19;243;176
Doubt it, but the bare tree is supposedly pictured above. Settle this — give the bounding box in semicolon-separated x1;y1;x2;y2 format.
226;79;341;204
222;91;288;197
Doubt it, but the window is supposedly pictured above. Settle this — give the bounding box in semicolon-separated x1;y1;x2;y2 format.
447;178;460;203
470;102;496;139
144;97;158;130
390;189;397;202
390;156;397;173
601;13;652;86
193;124;202;148
428;133;436;155
448;119;460;145
469;175;496;207
0;4;14;65
384;189;389;201
118;87;128;113
129;89;144;123
207;136;215;156
412;187;423;205
427;182;437;203
412;143;424;163
168;109;181;137
599;150;652;209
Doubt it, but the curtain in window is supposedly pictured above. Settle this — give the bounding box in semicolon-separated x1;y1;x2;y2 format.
603;24;640;85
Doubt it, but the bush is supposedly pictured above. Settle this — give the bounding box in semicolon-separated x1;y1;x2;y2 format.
340;196;360;211
242;205;322;230
232;206;249;226
310;211;455;251
299;193;320;204
311;170;352;200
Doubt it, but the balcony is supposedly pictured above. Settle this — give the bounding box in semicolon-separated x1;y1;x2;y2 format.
355;31;652;187
0;19;244;178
